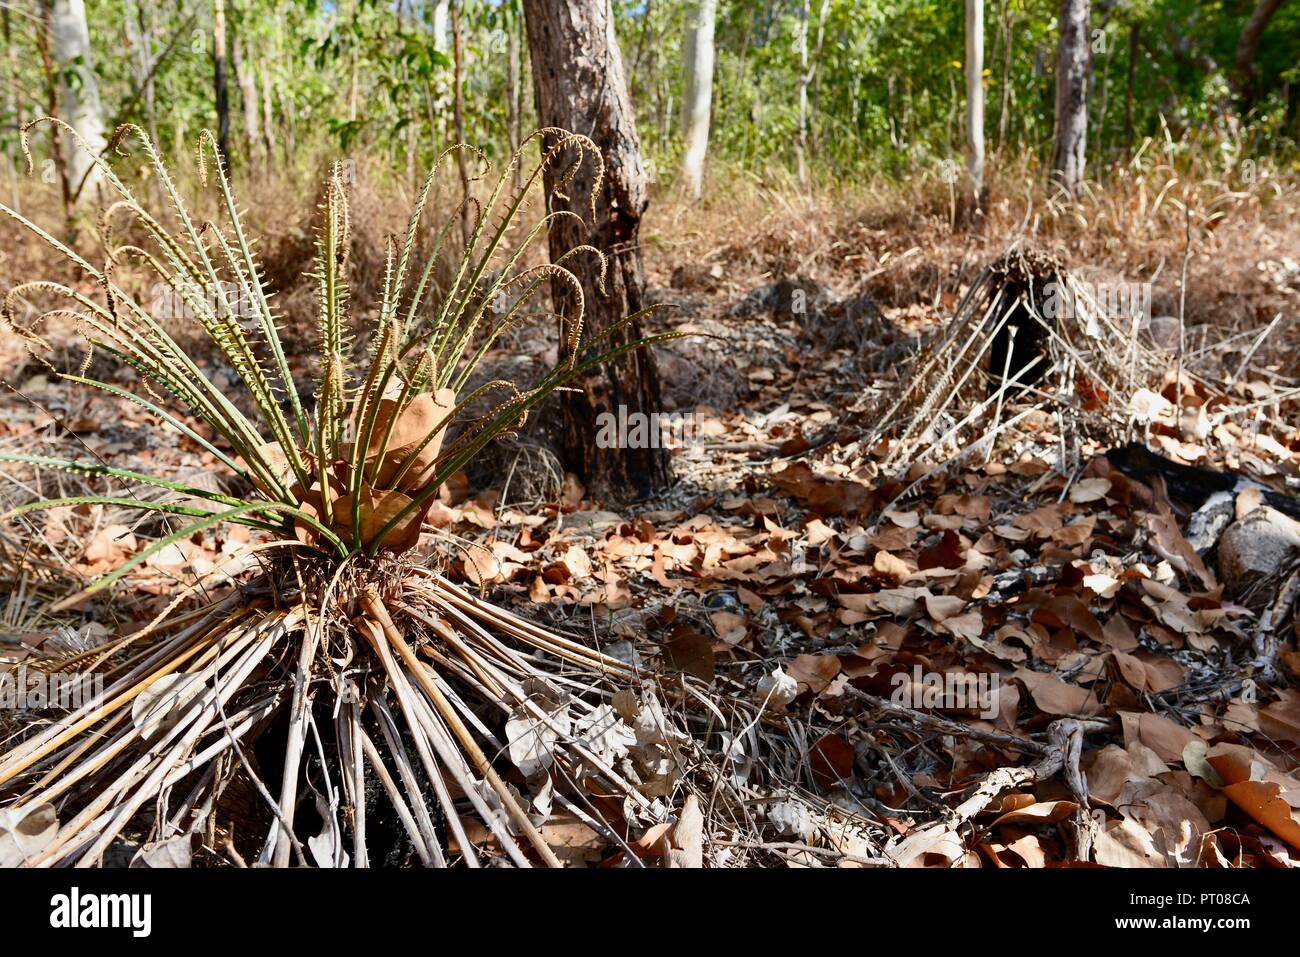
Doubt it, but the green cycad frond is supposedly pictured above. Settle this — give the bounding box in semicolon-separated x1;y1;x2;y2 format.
2;121;673;577
0;125;720;871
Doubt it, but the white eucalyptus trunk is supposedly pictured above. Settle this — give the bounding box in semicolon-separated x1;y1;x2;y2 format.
679;0;717;199
51;0;106;198
433;0;449;50
432;0;451;133
965;0;985;194
795;0;810;184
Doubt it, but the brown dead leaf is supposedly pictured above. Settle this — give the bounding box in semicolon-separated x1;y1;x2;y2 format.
809;733;855;789
1094;817;1168;867
1146;508;1216;589
787;654;842;695
663;624;716;684
873;549;913;583
991;801;1078;826
922;594;966;621
772;462;872;515
936;611;985;643
83;524;137;566
365;388;457;491
1207;744;1300;850
1259;688;1300;745
1014;669;1101;717
1133;712;1201;764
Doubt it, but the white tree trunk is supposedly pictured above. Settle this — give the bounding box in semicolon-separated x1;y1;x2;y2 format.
507;6;522;191
965;0;985;194
433;0;449;50
1050;0;1090;195
432;0;451;136
679;0;716;198
795;0;810;184
51;0;106;198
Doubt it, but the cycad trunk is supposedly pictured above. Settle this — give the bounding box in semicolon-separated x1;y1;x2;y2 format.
1050;0;1090;196
523;0;670;499
965;0;985;197
51;0;106;200
679;0;717;199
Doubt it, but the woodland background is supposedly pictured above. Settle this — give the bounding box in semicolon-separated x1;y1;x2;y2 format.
0;0;1299;869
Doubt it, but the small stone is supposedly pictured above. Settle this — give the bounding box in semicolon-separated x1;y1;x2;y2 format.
1218;506;1300;590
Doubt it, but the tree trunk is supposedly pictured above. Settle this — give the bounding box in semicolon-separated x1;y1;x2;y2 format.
433;0;450;141
450;0;473;244
260;63;276;158
807;0;830;151
507;4;523;193
3;5;22;214
1234;0;1289;106
1123;23;1138;158
51;0;107;201
794;0;810;185
127;0;160;153
522;0;670;499
213;0;230;170
965;0;985;197
38;0;73;219
679;0;717;199
996;0;1012;151
231;34;263;163
1050;0;1090;196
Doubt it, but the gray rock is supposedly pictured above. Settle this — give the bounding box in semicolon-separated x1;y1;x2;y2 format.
1218;505;1300;588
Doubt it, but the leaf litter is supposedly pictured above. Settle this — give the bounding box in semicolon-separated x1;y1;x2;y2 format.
3;235;1300;867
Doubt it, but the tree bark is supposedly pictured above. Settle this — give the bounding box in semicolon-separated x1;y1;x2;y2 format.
51;0;107;201
996;0;1012;151
1123;23;1138;158
1050;0;1090;196
450;0;473;244
679;0;717;199
212;0;230;170
1234;0;1289;106
231;34;263;163
522;0;669;499
260;63;276;158
507;2;522;193
794;0;811;185
3;5;22;214
38;0;73;219
126;0;160;154
432;0;450;141
965;0;985;196
807;0;831;151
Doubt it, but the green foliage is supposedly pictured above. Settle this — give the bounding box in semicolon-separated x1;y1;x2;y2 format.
0;1;1296;203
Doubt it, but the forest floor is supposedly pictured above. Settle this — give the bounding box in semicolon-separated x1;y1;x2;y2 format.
3;166;1300;866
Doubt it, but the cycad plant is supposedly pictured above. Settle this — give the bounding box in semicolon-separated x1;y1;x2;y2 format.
0;119;689;867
